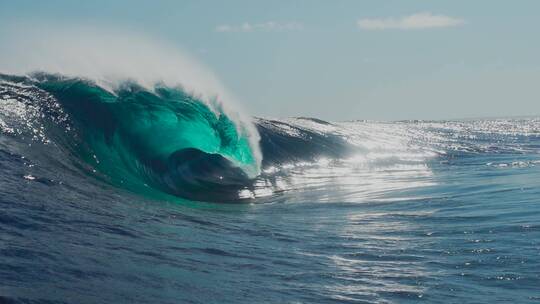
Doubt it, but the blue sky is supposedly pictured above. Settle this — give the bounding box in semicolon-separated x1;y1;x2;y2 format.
1;0;539;120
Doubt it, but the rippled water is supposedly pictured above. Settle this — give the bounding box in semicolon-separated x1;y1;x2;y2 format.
1;87;540;303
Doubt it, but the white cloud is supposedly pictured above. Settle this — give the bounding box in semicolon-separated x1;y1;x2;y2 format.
358;12;464;30
215;21;303;33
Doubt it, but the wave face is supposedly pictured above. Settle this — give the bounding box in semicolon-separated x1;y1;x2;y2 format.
1;74;263;202
0;73;366;202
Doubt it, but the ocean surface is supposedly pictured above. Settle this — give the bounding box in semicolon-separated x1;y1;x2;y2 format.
1;74;539;303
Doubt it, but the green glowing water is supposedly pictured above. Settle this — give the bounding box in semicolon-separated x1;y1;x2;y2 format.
38;79;258;199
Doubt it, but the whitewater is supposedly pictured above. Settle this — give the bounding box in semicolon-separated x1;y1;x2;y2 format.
1;32;540;303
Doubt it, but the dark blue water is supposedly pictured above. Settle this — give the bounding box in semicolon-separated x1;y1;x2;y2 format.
1;77;540;303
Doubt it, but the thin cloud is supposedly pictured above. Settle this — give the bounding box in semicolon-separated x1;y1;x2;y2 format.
215;22;303;33
358;12;465;30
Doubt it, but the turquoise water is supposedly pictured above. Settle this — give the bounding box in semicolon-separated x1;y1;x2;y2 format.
1;75;539;303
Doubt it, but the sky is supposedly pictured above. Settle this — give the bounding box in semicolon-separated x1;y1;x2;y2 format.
1;0;539;121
